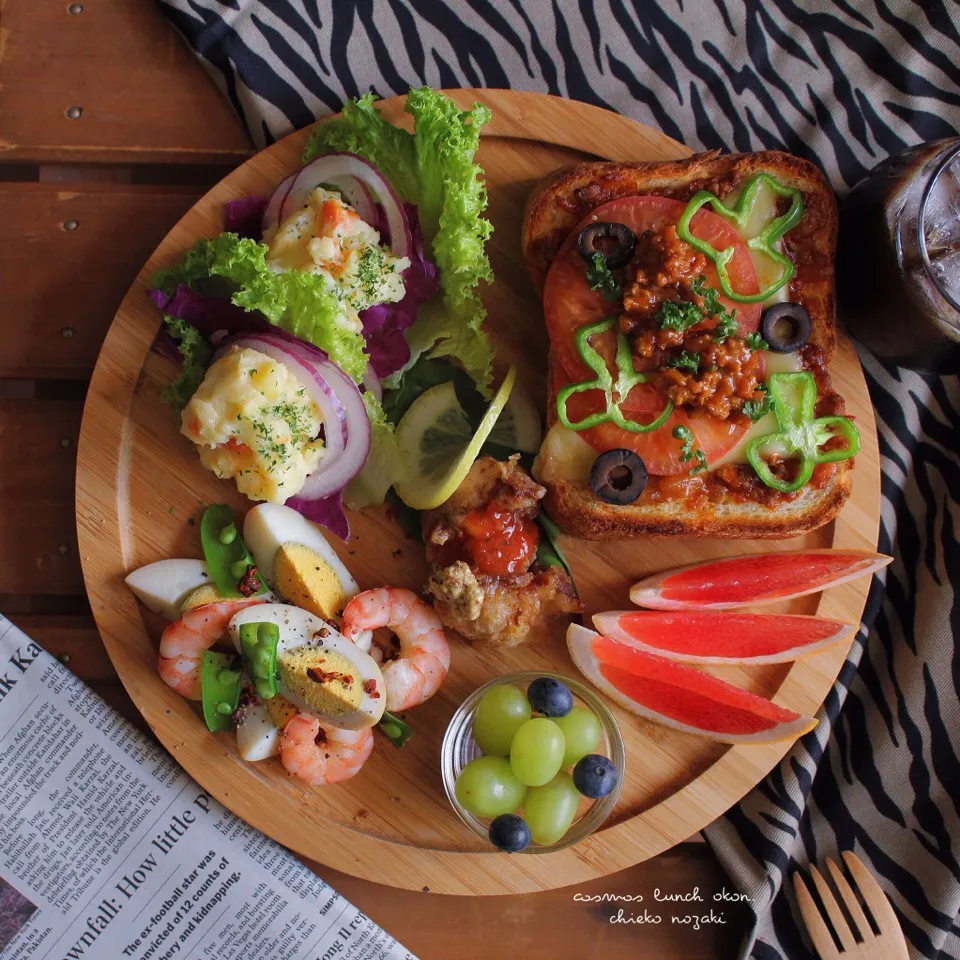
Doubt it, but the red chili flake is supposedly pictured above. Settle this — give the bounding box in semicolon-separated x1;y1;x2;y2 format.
237;564;261;597
306;667;354;685
363;679;381;699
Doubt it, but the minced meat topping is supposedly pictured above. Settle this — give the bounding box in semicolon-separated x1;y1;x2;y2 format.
617;224;765;423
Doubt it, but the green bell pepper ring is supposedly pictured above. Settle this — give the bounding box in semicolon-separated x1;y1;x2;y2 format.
200;504;266;598
378;710;415;749
676;173;804;304
745;372;860;493
201;651;242;732
557;317;673;433
238;621;280;700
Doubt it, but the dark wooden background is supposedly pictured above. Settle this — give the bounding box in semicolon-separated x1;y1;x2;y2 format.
0;1;750;954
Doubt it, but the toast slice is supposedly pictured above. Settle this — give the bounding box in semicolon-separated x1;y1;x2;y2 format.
524;150;854;540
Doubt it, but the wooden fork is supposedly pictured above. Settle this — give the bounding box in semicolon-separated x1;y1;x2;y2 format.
793;851;909;960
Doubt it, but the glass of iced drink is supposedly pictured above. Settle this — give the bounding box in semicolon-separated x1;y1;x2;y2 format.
837;138;960;371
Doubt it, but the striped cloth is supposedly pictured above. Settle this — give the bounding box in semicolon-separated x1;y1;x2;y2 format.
157;2;960;956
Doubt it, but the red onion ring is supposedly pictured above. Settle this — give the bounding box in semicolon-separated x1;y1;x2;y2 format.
262;172;297;237
278;153;412;259
226;333;370;500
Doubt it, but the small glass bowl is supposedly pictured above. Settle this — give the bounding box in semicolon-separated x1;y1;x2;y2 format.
440;670;625;854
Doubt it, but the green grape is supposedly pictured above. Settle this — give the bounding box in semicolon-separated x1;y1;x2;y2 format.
553;707;602;768
523;772;581;845
455;756;528;818
472;684;531;756
509;718;565;787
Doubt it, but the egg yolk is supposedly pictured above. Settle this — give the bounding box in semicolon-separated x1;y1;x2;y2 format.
181;346;325;504
273;543;347;619
278;646;363;717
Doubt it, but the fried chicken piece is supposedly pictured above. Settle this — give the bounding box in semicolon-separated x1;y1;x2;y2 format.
422;454;545;559
426;562;581;648
421;456;582;647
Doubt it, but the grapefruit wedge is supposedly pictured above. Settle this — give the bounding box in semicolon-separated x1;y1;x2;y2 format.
591;611;857;665
567;625;817;744
629;550;892;611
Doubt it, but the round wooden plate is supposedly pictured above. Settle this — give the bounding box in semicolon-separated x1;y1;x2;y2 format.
76;90;881;895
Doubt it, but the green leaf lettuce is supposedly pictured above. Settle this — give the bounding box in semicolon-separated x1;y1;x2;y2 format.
306;88;495;391
154;233;368;382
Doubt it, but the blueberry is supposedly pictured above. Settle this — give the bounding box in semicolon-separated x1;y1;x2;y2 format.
488;814;531;853
527;677;574;718
572;754;618;799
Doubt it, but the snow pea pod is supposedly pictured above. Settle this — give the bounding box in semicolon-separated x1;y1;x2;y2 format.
200;504;265;598
239;621;280;700
201;651;242;732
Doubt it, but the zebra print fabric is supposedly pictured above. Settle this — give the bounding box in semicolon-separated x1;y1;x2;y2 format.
158;2;960;956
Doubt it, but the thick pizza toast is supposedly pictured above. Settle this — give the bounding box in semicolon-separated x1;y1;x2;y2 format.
525;150;854;540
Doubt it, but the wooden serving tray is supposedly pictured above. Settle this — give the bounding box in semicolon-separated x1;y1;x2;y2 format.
76;90;881;895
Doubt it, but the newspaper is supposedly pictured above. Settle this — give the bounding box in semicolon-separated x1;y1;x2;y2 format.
0;614;415;960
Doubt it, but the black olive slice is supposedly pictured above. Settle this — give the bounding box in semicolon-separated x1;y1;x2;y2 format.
577;222;637;269
760;303;812;353
589;449;648;505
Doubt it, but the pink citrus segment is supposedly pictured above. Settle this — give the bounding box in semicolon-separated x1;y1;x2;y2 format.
591;611;857;665
567;625;817;744
629;550;892;611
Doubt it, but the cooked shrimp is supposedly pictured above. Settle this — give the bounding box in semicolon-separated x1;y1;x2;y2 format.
157;598;263;700
279;713;374;785
341;587;451;711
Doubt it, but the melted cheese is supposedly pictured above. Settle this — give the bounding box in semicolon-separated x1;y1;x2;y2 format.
532;423;595;485
724;178;791;306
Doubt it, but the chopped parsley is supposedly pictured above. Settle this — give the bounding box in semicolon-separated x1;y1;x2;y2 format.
742;385;773;422
271;399;316;445
585;252;622;301
658;298;703;333
712;314;739;341
672;424;708;474
745;331;769;350
689;274;739;342
665;351;700;375
237;396;319;470
356;246;387;303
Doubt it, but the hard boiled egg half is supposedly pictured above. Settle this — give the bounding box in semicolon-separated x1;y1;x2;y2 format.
125;559;212;621
234;694;299;762
229;603;385;731
244;503;358;621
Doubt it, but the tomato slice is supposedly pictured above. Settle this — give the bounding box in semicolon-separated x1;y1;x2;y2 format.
550;362;746;476
543;196;762;411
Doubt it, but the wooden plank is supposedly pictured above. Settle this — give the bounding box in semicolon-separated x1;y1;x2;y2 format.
0;398;83;593
11;614;112;678
0;182;202;378
0;0;251;163
319;849;749;959
9;613;153;730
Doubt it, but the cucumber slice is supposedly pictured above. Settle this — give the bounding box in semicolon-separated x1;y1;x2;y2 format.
393;368;516;510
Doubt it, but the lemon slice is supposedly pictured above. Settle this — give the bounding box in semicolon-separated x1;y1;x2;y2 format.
487;381;542;454
393;367;516;510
